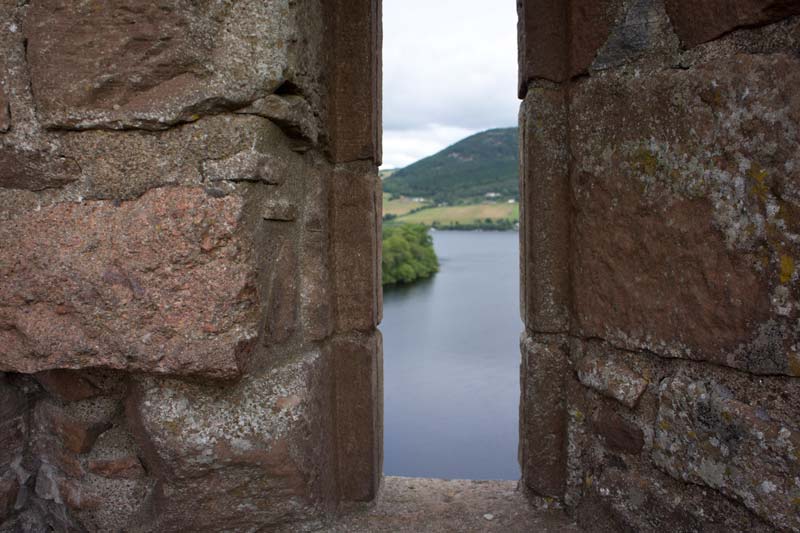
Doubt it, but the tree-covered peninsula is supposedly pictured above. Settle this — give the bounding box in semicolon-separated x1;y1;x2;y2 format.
382;224;439;286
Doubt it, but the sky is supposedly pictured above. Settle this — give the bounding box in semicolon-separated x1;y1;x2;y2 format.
382;0;519;169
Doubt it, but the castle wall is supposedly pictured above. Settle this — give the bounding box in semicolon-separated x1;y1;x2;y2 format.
3;0;800;531
0;1;382;531
518;1;800;531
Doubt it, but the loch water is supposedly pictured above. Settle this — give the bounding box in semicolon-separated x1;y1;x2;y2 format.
382;230;522;480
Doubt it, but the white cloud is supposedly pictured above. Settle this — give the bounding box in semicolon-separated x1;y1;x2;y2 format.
382;0;519;168
382;124;477;169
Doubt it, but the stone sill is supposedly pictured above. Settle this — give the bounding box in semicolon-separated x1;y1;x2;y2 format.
282;476;580;532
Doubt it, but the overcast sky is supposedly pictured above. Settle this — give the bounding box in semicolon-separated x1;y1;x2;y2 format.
382;0;519;169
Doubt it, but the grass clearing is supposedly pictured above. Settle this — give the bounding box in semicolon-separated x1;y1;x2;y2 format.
395;203;519;225
383;193;431;217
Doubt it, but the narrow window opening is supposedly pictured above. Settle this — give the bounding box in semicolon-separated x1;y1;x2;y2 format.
380;0;522;481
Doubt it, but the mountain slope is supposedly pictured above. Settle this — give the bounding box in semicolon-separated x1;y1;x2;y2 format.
383;127;519;204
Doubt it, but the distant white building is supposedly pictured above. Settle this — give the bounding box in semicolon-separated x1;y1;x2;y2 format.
485;192;501;199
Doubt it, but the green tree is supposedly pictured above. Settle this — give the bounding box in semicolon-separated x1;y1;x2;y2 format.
381;224;439;286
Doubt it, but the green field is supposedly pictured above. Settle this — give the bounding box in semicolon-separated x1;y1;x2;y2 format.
394;202;519;225
380;127;520;230
382;193;430;217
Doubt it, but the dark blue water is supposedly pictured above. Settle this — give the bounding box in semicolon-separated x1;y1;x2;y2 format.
382;230;522;480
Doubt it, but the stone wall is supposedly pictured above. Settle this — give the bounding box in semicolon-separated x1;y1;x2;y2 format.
0;1;382;531
518;1;800;531
4;0;799;531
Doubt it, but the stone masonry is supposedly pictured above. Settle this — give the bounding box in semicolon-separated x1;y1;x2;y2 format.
2;0;800;532
0;1;381;531
519;0;800;531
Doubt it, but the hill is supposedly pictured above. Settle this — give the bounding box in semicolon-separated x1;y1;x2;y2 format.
382;127;519;204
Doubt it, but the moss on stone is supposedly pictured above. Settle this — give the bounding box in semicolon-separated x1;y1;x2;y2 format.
787;352;800;377
631;147;659;176
748;164;769;203
779;254;795;284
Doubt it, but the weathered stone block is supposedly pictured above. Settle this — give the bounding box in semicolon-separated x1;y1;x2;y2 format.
264;240;298;344
0;376;27;470
34;370;100;402
236;95;319;147
126;351;337;531
34;401;109;455
571;54;800;375
520;334;568;497
35;463;99;511
653;376;800;531
87;456;144;480
575;490;639;533
325;0;382;164
262;201;297;222
0;186;259;379
300;218;334;342
576;356;648;408
590;406;644;454
0;146;80;191
31;400;109;480
592;0;676;71
331;331;383;501
578;464;774;533
29;399;118;488
24;0;295;130
56;114;289;201
570;1;618;77
0;476;18;523
331;162;381;332
517;0;615;94
201;149;287;185
69;423;154;531
0;87;9;132
519;87;570;333
517;0;568;91
665;0;800;48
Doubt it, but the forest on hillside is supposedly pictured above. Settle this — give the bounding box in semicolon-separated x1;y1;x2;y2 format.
383;127;519;205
